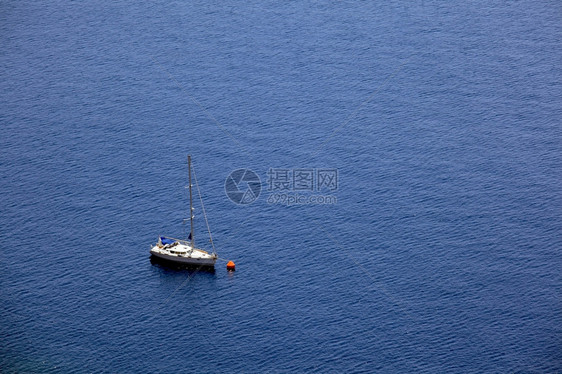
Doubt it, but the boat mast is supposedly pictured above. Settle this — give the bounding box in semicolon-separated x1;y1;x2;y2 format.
188;155;194;248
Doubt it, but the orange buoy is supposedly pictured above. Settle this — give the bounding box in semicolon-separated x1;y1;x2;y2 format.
226;261;236;271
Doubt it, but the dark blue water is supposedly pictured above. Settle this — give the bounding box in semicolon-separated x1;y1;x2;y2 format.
1;1;561;372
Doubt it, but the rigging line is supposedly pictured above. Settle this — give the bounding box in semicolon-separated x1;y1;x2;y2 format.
192;161;217;255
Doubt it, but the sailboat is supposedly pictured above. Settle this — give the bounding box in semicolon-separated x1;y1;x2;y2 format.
150;155;218;267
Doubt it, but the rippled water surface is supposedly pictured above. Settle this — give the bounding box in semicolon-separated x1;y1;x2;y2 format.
1;1;561;372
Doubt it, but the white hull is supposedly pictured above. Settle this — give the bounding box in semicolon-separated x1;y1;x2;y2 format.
150;244;217;267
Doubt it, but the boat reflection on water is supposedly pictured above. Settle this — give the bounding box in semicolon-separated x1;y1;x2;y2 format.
150;255;216;275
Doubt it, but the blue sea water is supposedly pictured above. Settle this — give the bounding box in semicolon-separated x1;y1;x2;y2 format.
1;0;561;372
